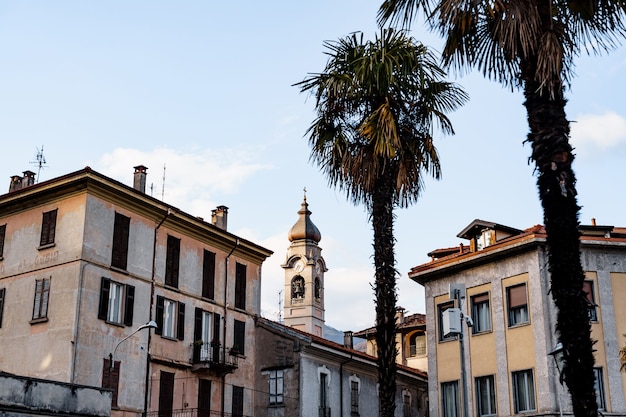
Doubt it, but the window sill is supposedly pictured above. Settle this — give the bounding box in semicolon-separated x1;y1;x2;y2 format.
30;317;49;325
110;266;129;275
471;329;493;336
508;321;531;329
268;403;285;409
37;243;56;250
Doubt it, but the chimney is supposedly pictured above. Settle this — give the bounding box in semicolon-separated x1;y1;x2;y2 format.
133;165;148;193
395;306;405;325
343;331;354;350
211;206;229;231
22;170;36;187
9;175;21;192
591;218;597;226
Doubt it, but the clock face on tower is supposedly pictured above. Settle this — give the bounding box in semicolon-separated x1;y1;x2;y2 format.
294;259;305;273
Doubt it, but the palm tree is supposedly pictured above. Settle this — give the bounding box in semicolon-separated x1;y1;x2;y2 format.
295;29;467;417
379;2;626;417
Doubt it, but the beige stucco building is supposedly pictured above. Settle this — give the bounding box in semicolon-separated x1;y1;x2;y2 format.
0;166;272;417
409;219;626;417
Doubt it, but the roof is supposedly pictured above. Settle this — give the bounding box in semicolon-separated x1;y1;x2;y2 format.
353;312;426;338
0;166;273;262
410;221;626;285
255;316;427;380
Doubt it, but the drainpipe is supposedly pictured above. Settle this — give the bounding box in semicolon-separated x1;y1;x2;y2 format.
221;239;239;417
144;208;172;416
70;261;91;384
339;354;353;417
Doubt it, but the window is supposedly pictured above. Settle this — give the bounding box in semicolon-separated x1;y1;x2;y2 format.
234;263;246;309
98;277;135;326
269;369;284;405
202;250;216;299
475;375;496;416
471;293;492;334
507;284;529;326
40;209;57;247
158;371;175;417
0;288;5;328
102;358;120;407
32;278;50;320
594;368;606;410
441;381;460;417
232;385;244;417
193;308;220;362
198;380;211;417
233;319;245;355
155;296;185;340
409;332;426;357
111;213;130;270
315;277;321;300
165;235;180;288
319;373;330;417
583;281;598;321
291;276;305;299
403;392;412;417
0;224;6;258
438;301;456;341
512;369;536;413
350;380;359;415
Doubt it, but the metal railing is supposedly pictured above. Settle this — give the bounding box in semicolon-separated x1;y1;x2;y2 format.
192;342;239;368
144;408;250;417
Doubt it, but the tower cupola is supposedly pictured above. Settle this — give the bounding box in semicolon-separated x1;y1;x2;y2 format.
288;196;321;243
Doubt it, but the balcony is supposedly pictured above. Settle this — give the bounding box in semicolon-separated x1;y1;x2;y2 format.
144;408;250;417
191;342;239;376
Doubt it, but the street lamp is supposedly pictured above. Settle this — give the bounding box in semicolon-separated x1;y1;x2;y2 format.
110;321;158;370
549;342;566;417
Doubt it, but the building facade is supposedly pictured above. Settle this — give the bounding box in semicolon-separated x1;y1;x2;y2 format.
254;316;429;417
0;167;272;417
409;219;626;417
354;308;428;372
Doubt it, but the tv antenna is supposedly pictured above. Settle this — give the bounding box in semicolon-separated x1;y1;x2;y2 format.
278;290;284;323
30;145;48;183
161;164;166;200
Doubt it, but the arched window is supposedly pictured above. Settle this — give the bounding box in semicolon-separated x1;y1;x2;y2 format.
291;276;305;299
409;332;426;357
314;277;321;300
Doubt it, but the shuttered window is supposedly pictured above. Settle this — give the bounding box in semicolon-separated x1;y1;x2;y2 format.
583;281;598;321
40;209;57;246
111;213;130;270
234;263;246;310
102;358;120;407
98;277;135;326
0;288;5;328
233;319;245;355
156;295;185;341
202;250;216;300
165;235;180;288
232;385;244;417
0;224;6;257
32;278;50;320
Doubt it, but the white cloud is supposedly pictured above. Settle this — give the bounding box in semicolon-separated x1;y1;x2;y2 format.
94;146;273;217
570;111;626;151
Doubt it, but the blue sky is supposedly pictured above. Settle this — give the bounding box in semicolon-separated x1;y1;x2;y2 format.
1;1;625;332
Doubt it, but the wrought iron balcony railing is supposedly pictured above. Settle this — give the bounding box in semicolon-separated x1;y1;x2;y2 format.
144;408;250;417
191;342;239;376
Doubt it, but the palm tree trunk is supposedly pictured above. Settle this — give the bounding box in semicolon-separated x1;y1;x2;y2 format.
522;59;598;417
372;171;398;417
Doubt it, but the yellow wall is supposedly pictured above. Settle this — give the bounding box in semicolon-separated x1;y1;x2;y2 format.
467;284;497;377
435;294;461;382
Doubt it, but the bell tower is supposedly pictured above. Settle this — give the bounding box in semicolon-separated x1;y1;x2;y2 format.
282;193;327;337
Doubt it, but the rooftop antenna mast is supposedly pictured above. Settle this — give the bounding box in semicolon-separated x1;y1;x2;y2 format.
30;145;48;183
278;290;283;323
161;164;166;201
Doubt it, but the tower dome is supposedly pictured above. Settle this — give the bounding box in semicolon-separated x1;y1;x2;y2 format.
288;196;321;243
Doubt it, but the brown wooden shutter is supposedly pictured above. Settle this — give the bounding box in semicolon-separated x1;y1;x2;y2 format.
232;385;244;417
0;224;6;257
155;296;164;335
165;235;180;288
235;263;246;309
233;319;245;354
508;284;527;308
177;302;185;341
40;210;57;246
472;293;489;304
112;213;130;270
583;281;594;303
0;288;5;328
198;379;211;417
193;308;202;362
123;284;135;326
202;250;216;299
213;313;221;344
98;277;110;320
158;371;175;417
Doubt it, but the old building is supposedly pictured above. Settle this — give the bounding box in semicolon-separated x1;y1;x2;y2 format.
0;166;272;417
354;308;428;372
254;316;428;417
410;219;626;417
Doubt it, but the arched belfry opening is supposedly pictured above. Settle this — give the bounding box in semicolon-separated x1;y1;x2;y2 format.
281;193;327;337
